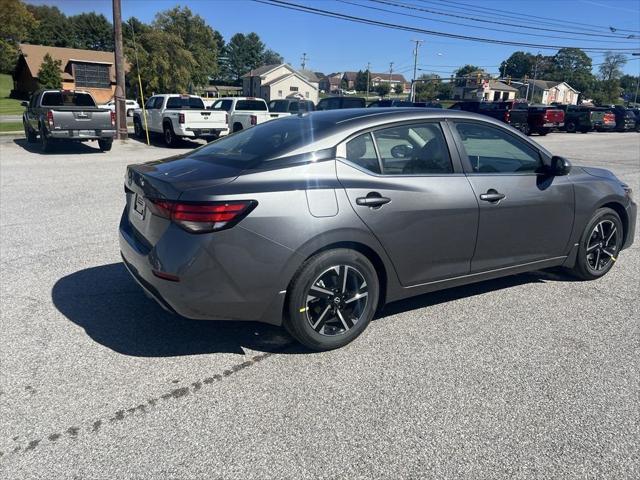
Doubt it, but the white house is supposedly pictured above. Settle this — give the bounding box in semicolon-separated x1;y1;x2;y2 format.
242;64;319;103
453;77;519;101
519;80;579;105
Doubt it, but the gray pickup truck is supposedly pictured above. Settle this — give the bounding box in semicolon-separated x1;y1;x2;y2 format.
22;89;116;152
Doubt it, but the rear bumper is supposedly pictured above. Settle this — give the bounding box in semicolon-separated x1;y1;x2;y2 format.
118;209;290;325
49;129;116;140
176;126;229;138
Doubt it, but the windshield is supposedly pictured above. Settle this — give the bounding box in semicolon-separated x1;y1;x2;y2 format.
188;115;331;167
165;96;205;110
41;91;96;107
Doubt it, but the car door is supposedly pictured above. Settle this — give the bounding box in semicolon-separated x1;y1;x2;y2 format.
336;121;479;286
450;120;574;272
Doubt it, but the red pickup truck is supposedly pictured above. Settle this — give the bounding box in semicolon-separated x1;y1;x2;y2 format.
527;105;565;135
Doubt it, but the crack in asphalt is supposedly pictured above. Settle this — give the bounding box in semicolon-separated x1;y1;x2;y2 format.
0;348;290;461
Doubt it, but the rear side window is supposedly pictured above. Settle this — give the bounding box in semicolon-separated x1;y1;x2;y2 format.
41;91;96;107
343;98;365;108
345;133;381;174
344;123;452;175
165;96;205;110
373;123;452;175
235;100;267;111
454;122;542;174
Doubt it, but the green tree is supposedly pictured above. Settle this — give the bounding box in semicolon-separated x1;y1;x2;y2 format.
37;53;62;88
262;49;283;66
590;79;622;105
548;48;594;95
500;51;536;79
0;0;37;73
153;6;220;87
375;83;390;97
355;70;370;92
25;4;72;47
70;12;113;50
393;83;404;95
224;32;267;81
454;64;481;86
599;51;627;81
125;29;196;96
415;73;440;101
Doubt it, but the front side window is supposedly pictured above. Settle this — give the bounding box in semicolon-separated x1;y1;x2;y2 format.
145;97;156;109
153;97;164;109
373;123;452;175
454;122;542;174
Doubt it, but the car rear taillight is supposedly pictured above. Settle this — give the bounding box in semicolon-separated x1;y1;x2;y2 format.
250;115;257;126
179;113;185;124
147;199;257;233
504;110;510;123
47;110;54;128
110;110;116;127
225;113;228;125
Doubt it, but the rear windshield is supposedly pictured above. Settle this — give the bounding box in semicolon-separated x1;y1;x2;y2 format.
189;115;331;167
235;100;267;111
41;91;96;107
165;96;205;110
268;101;290;112
211;99;233;111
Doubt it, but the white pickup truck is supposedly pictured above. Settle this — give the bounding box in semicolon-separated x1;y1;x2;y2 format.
209;97;289;133
133;94;229;146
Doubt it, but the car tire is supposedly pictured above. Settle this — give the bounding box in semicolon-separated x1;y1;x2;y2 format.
537;129;548;136
98;139;113;151
284;249;379;351
233;123;243;133
134;118;144;138
580;127;590;133
39;126;51;152
565;121;576;133
569;207;623;281
24;122;37;143
163;123;177;147
519;124;530;136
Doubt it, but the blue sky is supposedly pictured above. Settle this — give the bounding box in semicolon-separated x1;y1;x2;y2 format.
27;0;640;79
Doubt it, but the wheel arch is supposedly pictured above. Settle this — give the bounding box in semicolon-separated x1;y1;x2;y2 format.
599;201;629;246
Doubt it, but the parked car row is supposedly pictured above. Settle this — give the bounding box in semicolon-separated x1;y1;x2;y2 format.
21;88;638;152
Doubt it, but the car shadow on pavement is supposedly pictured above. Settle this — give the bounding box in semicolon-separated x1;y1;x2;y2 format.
52;263;577;357
13;138;105;155
127;133;205;149
51;262;294;357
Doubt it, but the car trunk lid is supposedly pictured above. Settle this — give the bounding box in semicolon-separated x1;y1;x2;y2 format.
124;154;242;244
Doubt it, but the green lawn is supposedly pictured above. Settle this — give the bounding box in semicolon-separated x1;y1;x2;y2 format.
0;121;24;133
0;74;25;116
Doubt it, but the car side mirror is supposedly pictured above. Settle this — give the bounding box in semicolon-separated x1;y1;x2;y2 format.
550;155;571;176
21;101;29;107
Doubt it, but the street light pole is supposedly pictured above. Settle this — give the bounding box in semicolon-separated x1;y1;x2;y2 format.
112;0;127;140
366;61;371;100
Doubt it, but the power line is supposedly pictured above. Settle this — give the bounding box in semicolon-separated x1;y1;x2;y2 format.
253;0;640;52
420;0;640;34
366;0;638;41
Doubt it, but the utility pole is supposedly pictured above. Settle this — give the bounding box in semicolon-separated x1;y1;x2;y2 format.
388;62;394;97
301;53;308;70
112;0;127;139
366;61;371;99
410;39;424;102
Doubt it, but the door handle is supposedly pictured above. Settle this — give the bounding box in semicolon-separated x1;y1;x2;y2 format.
356;193;391;207
479;189;506;203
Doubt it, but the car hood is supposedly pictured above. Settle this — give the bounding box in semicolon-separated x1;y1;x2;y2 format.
580;166;618;181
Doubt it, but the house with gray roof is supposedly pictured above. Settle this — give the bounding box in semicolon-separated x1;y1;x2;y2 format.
518;80;579;105
241;64;319;103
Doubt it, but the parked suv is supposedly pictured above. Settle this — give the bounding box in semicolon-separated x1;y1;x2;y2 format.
316;96;366;110
367;99;415;108
608;106;637;132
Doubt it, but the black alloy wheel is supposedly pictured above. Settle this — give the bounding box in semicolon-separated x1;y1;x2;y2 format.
305;265;369;336
285;249;379;351
570;207;623;280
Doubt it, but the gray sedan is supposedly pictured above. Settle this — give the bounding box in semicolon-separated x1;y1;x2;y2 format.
119;109;636;350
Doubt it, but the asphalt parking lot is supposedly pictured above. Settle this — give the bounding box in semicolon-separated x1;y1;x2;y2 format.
1;131;639;479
